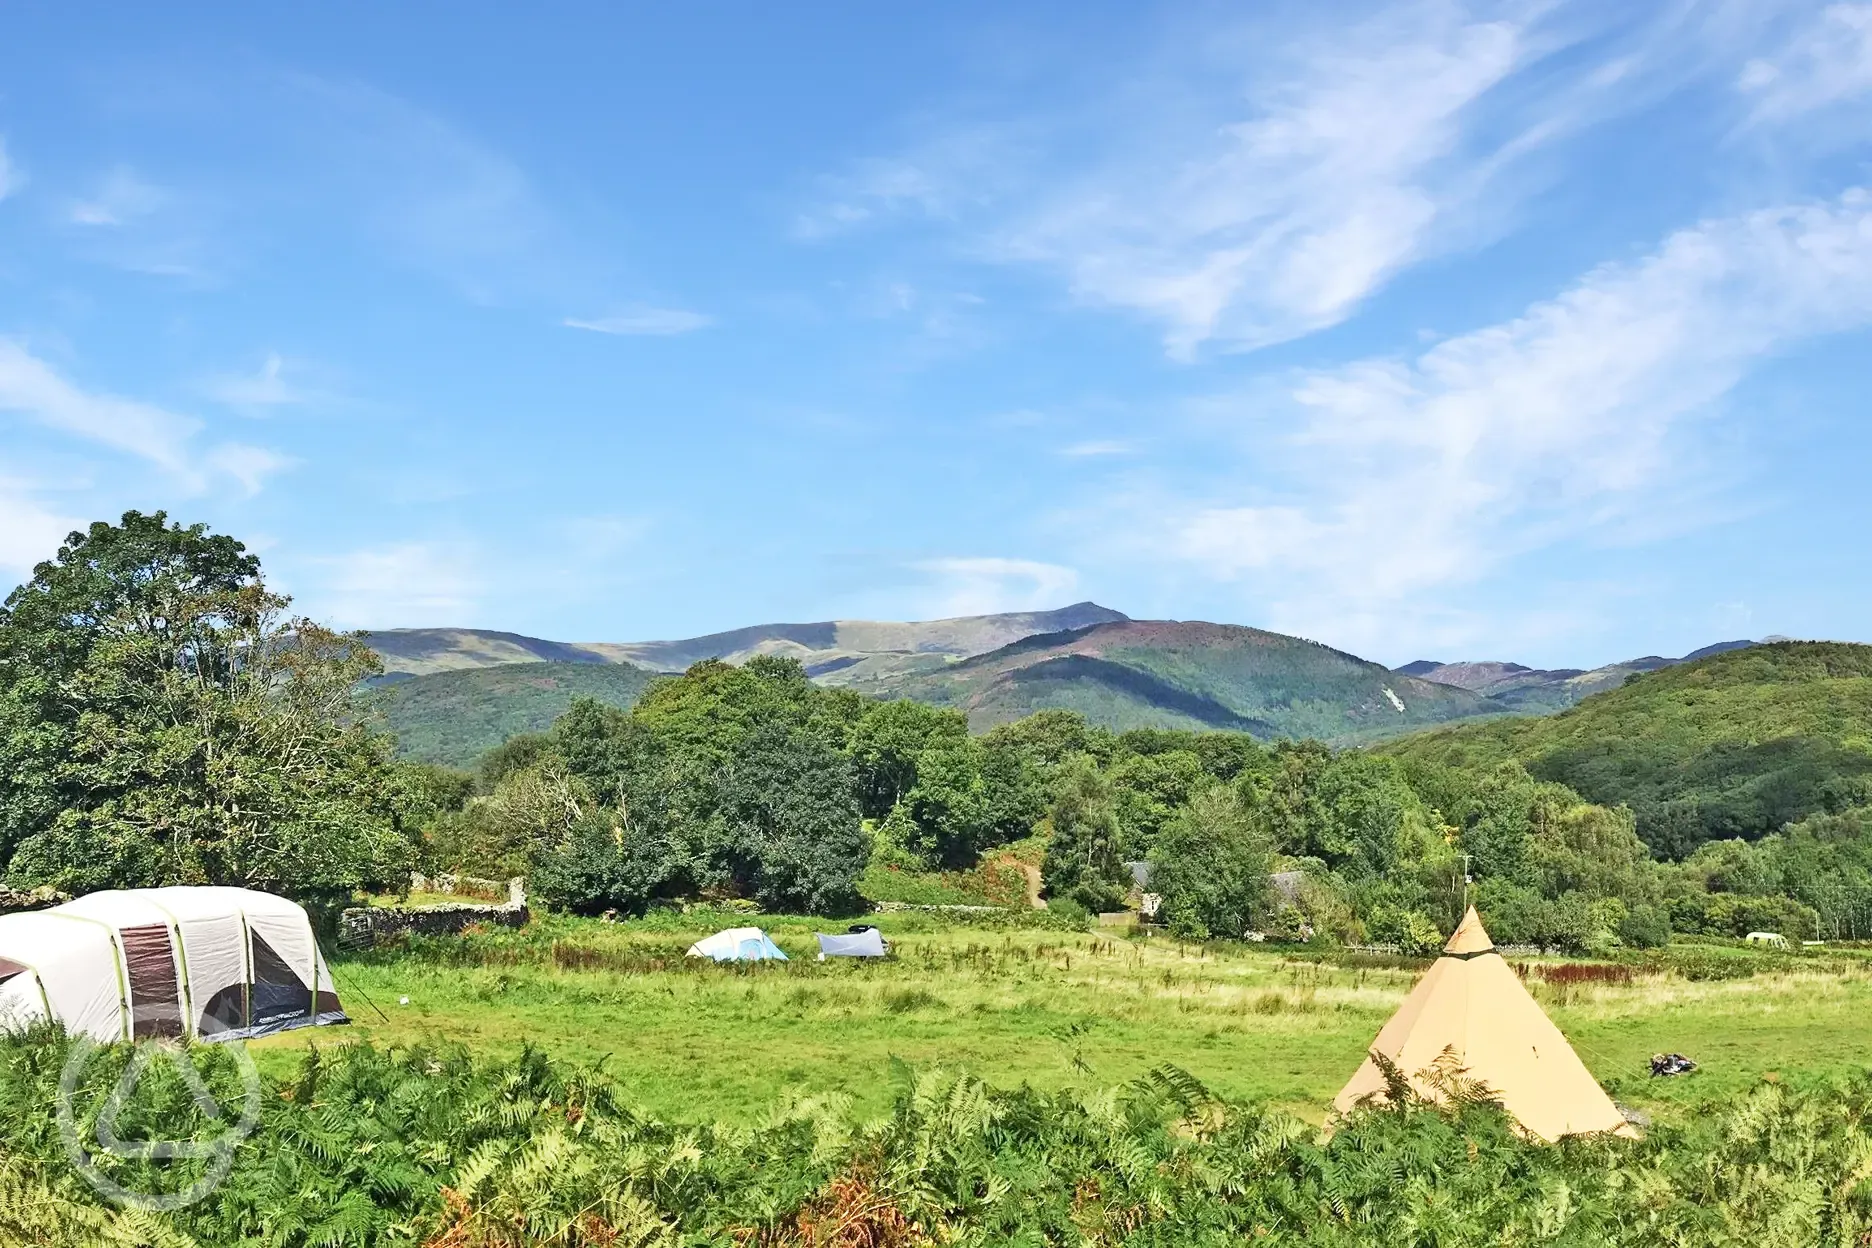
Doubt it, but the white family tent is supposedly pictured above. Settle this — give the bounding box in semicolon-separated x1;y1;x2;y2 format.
686;927;788;962
1332;907;1636;1141
0;886;345;1044
816;929;887;959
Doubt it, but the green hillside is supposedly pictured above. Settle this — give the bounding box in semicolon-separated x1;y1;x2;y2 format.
366;661;659;767
1379;642;1872;857
848;620;1501;741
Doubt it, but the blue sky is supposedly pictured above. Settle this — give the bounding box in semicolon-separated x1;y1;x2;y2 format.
2;1;1869;669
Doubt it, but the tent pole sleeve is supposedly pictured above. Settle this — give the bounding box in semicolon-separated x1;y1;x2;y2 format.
299;912;315;1021
2;955;55;1024
237;908;253;1032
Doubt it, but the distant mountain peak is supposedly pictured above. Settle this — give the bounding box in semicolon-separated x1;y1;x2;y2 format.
1395;640;1761;713
1681;639;1757;661
365;602;1130;679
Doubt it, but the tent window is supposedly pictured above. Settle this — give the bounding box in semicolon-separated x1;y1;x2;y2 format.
195;982;248;1035
249;929;311;1028
0;955;25;987
120;924;185;1040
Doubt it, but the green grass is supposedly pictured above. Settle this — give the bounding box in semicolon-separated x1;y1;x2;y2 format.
267;910;1872;1126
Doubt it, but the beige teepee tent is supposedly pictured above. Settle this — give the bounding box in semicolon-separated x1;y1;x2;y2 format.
1333;906;1637;1141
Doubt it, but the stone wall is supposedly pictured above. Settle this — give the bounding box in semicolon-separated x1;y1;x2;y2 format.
338;877;528;951
0;886;68;915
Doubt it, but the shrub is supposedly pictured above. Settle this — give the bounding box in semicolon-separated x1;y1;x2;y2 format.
1618;903;1672;949
1264;906;1312;943
1368;905;1443;956
1669;891;1821;941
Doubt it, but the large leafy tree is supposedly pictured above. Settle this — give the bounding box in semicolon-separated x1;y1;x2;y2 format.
847;699;968;820
1040;758;1128;913
703;722;867;913
526;674;872;915
0;512;413;906
1147;786;1275;941
631;654;862;765
1109;748;1209;858
900;736;992;868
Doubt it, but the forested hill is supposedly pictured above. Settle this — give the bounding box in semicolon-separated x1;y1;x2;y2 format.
844;619;1500;741
1378;642;1872;858
366;662;658;767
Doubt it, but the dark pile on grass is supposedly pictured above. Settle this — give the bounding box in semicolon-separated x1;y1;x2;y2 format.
4;1031;1872;1246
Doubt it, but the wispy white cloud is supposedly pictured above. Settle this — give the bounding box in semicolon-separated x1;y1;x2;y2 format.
203;444;294;497
277;73;562;302
0;340;201;472
1740;3;1872;121
798;3;1769;360
1001;2;1539;358
0;482;78;580
47;71;573;293
913;556;1079;617
1148;190;1872;651
310;541;485;629
1059;440;1134;458
563;307;712;336
0;138;19;202
69;167;166;226
793;133;1011;239
0;340;288;494
204;352;305;410
797;2;1625;358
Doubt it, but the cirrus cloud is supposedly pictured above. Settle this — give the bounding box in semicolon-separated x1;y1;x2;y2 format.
564;307;713;336
1147;189;1872;650
913;556;1080;617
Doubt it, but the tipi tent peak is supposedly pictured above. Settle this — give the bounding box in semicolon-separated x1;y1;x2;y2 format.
0;886;345;1044
1333;906;1638;1141
687;927;788;962
1443;906;1493;955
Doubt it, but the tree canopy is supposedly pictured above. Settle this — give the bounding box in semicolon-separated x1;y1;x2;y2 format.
0;512;419;910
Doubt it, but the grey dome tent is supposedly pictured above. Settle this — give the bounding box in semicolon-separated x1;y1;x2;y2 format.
816;929;887;959
0;887;345;1043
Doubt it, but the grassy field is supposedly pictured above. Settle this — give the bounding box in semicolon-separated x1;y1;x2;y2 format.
260;910;1872;1126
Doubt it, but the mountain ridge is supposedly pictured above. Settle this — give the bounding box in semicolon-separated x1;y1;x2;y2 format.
361;606;1802;765
838;618;1503;741
366;601;1129;680
1395;641;1760;712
